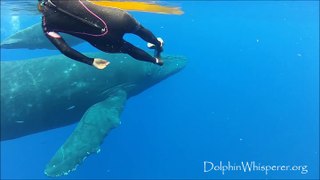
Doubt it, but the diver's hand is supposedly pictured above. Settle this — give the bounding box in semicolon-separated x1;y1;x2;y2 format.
93;58;109;70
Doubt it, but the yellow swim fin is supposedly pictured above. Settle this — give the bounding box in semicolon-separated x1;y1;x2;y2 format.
88;0;183;15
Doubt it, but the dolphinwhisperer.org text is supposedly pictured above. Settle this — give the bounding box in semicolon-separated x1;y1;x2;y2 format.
203;161;308;175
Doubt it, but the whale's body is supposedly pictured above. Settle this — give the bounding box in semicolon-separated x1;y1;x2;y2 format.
1;53;186;176
0;23;84;49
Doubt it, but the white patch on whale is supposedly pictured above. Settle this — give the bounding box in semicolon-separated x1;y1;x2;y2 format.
66;106;76;110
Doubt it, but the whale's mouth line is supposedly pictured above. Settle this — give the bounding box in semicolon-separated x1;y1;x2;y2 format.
99;82;136;97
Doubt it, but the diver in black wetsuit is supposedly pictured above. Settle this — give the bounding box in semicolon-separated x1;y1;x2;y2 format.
38;0;164;69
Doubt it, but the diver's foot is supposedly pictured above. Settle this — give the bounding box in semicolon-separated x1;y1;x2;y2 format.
147;37;164;50
155;58;164;66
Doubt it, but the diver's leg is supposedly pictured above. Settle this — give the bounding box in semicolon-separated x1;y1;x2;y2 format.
133;26;160;46
132;25;163;58
120;41;163;66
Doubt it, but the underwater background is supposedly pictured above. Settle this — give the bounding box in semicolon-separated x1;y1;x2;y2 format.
1;0;319;179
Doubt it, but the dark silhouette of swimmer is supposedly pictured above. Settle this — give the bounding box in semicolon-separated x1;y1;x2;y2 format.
38;0;164;69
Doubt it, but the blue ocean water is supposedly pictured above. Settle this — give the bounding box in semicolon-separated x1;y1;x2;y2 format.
1;1;319;179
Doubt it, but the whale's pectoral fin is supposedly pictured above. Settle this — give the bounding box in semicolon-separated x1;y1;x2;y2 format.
44;90;127;177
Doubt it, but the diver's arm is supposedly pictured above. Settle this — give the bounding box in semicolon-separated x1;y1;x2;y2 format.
45;31;94;65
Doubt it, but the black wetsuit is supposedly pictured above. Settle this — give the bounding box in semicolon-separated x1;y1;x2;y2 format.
39;0;162;66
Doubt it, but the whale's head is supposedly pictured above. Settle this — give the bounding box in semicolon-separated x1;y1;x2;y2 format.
0;38;25;49
1;23;42;49
0;23;58;50
80;53;187;97
0;35;53;50
151;55;187;79
122;55;187;96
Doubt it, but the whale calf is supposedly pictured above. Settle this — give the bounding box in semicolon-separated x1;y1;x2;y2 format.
0;23;84;49
1;53;186;176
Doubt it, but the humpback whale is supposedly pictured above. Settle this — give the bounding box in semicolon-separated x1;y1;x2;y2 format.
1;53;186;176
0;23;84;49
